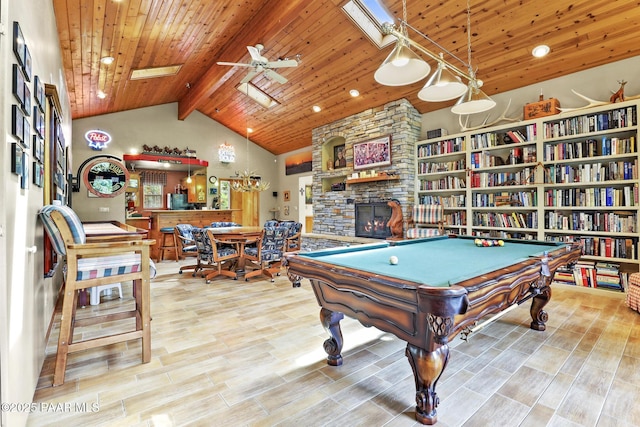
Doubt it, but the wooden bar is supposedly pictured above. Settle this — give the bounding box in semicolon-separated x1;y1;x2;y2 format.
148;209;238;261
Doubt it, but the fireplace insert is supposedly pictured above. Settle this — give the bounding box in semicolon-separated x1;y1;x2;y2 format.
355;202;392;239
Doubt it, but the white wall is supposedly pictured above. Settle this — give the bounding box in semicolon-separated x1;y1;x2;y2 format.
1;1;71;426
275;146;313;223
71;103;279;224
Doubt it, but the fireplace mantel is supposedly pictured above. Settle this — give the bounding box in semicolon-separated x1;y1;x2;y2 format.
346;175;400;186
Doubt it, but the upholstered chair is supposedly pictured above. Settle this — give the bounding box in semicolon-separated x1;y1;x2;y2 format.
243;225;288;281
191;228;240;283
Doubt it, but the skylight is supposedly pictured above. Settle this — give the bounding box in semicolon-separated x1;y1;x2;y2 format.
342;0;396;48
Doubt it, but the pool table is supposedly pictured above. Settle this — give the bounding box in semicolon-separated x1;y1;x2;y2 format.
285;235;581;425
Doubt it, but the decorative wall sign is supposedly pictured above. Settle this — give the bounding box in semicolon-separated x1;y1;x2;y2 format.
85;129;112;150
83;158;130;197
218;142;235;163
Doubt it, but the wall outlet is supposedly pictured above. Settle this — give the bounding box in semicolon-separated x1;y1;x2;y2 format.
99;207;110;212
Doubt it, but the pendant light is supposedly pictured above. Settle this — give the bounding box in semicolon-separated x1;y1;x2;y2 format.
418;54;468;102
373;0;430;86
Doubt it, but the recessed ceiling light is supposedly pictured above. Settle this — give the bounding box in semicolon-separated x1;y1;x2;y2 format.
349;89;360;97
101;56;115;65
97;90;107;99
532;45;550;58
247;127;253;133
312;105;322;112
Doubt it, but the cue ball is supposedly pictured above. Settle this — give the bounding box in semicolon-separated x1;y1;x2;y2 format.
389;255;398;265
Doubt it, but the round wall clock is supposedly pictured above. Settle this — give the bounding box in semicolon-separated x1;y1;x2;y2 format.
208;175;217;184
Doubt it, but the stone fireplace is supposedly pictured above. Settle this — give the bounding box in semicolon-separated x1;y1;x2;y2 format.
355;202;392;239
306;98;421;250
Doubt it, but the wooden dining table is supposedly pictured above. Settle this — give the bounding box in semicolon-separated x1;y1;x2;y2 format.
207;226;263;271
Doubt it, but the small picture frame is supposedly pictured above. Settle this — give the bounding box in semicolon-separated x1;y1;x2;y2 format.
11;143;23;176
23;83;31;116
23;45;32;82
22;117;31;149
33;107;44;138
21;151;29;190
305;185;313;204
13;22;25;67
284;205;290;216
34;75;45;112
33;135;43;162
12;64;25;108
333;144;347;169
11;105;24;142
283;190;290;202
33;162;44;187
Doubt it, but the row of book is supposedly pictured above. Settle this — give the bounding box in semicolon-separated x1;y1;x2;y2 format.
470;124;538;149
552;261;628;292
418;194;466;207
543;185;638;207
544;211;637;233
472;211;538;229
418;159;465;174
444;211;466;226
543;106;637;138
544;136;636;161
470;146;537;168
470;168;536;188
473;191;537;207
419;176;466;191
546;235;637;260
417;137;465;157
545;160;638;184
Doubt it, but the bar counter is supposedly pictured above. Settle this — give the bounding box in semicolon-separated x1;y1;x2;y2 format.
148;209;239;261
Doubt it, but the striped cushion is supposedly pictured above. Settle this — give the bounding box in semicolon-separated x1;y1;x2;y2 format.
627;273;640;312
77;253;141;280
406;228;441;239
413;205;443;224
39;204;86;255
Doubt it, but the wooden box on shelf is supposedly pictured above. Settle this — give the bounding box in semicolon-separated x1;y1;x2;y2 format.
524;98;560;119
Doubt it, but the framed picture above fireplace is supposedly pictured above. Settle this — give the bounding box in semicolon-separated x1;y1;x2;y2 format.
353;136;391;170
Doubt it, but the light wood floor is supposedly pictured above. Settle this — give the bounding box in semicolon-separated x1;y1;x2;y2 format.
29;260;640;427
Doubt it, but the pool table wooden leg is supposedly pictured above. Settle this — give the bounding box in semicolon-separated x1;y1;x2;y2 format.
320;308;344;366
406;343;449;425
530;282;551;331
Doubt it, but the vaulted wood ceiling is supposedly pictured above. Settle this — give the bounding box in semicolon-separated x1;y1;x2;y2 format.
53;0;640;155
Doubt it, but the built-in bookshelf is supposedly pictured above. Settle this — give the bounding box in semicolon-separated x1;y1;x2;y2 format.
416;99;639;290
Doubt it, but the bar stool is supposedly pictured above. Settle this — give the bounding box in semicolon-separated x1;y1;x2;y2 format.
159;226;179;261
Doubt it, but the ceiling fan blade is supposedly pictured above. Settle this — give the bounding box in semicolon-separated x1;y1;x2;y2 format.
247;46;262;62
266;59;298;69
217;61;252;67
240;70;259;84
264;69;288;84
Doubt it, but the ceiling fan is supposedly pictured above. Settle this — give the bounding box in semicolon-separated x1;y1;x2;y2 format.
217;44;298;84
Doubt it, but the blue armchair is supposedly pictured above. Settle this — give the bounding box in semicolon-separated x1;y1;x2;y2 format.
243;224;288;281
175;223;199;275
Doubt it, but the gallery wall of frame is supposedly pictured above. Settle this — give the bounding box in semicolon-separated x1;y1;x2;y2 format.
10;21;47;190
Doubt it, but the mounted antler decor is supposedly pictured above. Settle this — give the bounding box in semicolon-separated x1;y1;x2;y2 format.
559;80;640;112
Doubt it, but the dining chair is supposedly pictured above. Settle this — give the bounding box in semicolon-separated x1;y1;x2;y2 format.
38;204;155;386
243;224;288;281
175;223;199;275
191;228;240;283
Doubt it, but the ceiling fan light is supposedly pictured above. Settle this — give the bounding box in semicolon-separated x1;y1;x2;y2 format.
374;40;431;86
418;63;468;102
450;84;496;115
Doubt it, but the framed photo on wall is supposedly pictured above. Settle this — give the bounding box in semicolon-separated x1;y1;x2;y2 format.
11;143;23;176
353;135;391;170
283;190;290;202
13;22;25;67
333;144;347;168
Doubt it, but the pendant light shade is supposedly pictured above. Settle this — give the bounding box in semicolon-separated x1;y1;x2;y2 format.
450;82;496;115
418;62;468;102
374;40;431;86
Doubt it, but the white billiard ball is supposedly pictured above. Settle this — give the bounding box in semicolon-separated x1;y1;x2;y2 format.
389;255;398;265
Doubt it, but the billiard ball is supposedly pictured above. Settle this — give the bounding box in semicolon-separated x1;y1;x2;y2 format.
498;240;505;246
389;255;398;265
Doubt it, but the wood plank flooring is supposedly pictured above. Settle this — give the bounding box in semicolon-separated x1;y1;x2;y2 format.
29;260;640;426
